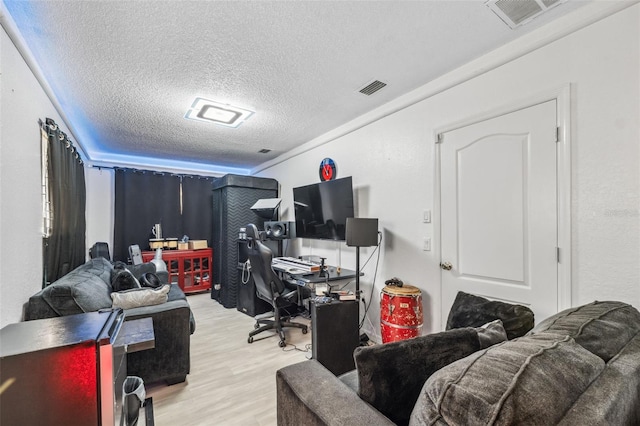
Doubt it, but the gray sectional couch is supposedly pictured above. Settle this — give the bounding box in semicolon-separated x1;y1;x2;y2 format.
277;300;640;425
24;257;195;385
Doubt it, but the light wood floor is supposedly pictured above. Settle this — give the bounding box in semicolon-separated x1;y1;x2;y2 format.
146;292;312;426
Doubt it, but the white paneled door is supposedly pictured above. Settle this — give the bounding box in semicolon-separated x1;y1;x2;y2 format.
440;100;558;326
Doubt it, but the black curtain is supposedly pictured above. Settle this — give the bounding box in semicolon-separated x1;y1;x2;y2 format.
181;176;214;241
114;170;181;262
43;118;86;284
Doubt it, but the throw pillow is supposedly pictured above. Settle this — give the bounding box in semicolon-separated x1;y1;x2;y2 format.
354;322;508;426
410;333;605;426
111;268;141;292
41;258;114;315
446;291;534;340
111;284;170;310
477;319;508;349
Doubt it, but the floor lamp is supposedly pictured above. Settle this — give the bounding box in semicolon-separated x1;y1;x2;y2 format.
345;218;379;302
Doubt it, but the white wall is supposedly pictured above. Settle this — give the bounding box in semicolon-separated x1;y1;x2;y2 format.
257;5;640;341
0;27;78;327
85;167;115;258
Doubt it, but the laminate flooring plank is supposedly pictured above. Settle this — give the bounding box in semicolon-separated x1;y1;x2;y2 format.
146;292;311;426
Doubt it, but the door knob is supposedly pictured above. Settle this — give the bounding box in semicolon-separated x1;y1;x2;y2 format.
440;262;453;271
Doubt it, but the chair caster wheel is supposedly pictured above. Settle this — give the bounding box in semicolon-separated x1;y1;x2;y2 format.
248;336;254;344
279;340;286;348
302;327;308;334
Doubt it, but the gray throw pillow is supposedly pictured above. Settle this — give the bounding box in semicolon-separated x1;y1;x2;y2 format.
41;259;113;315
477;319;508;349
410;333;605;426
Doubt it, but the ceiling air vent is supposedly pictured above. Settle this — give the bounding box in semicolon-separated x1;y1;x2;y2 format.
485;0;566;29
258;149;271;154
359;80;387;96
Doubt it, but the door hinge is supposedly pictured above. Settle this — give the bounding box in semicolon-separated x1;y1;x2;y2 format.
436;133;443;144
556;247;560;263
555;126;561;143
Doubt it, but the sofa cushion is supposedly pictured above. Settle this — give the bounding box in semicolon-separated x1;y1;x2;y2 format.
112;284;170;310
529;301;640;362
41;258;113;315
410;333;605;426
446;291;534;340
558;332;640;425
354;322;507;426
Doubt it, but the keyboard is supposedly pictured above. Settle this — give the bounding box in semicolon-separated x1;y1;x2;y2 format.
272;257;321;273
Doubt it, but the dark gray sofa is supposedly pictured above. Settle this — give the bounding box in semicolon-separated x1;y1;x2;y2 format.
277;300;640;425
24;257;195;385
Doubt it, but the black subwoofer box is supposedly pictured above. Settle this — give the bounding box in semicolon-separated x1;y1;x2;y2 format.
311;300;359;376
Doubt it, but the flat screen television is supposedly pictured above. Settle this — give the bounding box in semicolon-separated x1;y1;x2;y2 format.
293;177;354;241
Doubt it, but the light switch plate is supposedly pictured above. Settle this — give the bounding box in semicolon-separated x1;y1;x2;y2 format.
423;237;431;251
423;210;431;223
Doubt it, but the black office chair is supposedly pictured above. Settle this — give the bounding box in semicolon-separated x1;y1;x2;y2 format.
245;223;308;347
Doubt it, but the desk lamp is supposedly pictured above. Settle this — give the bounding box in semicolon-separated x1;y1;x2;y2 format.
346;218;379;303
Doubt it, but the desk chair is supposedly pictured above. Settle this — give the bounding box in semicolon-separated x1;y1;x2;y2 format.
245;224;308;347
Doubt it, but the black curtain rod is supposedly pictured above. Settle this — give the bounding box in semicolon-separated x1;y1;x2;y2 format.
42;117;83;164
91;165;216;180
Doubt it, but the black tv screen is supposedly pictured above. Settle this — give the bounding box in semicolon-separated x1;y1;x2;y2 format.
293;177;354;241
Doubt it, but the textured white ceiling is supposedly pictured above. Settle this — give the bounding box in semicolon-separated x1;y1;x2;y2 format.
3;0;590;172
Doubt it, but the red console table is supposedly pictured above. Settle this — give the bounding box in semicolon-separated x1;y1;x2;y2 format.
142;248;212;294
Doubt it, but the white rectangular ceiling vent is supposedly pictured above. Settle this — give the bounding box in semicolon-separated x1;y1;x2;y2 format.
485;0;566;29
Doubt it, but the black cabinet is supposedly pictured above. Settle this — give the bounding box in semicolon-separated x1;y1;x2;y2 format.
211;174;278;308
311;300;359;376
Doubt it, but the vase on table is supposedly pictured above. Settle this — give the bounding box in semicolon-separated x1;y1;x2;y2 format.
151;248;167;273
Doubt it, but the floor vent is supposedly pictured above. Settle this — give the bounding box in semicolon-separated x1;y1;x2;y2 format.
485;0;565;29
359;80;387;96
